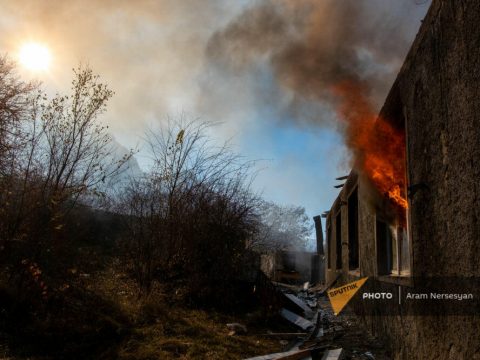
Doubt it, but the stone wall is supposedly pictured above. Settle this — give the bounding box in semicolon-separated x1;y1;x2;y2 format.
325;1;480;358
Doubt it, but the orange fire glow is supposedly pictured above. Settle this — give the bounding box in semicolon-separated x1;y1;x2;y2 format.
332;81;408;212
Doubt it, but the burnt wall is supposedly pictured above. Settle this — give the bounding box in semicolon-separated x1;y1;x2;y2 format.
394;0;480;278
386;2;480;354
325;172;358;284
326;1;480;358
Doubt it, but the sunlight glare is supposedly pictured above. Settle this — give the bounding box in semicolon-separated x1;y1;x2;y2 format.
19;42;51;71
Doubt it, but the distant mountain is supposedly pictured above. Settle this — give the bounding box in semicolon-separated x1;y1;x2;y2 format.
97;140;144;198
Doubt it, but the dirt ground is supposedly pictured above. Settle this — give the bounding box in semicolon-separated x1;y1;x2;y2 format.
312;296;390;360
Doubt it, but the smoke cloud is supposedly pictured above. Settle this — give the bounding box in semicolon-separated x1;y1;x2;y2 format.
0;0;247;149
0;0;429;220
205;0;428;116
204;0;428;211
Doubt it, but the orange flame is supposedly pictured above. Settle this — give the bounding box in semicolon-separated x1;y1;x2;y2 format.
332;81;408;213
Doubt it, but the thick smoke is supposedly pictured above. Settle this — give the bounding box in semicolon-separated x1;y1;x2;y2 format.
0;0;428;144
0;0;240;149
0;0;429;221
205;0;429;213
206;0;428;116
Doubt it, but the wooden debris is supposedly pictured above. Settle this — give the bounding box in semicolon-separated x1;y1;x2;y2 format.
258;332;308;339
244;347;322;360
279;308;314;331
306;310;323;342
321;348;344;360
309;284;325;292
272;281;303;291
284;293;315;319
363;351;375;359
276;349;313;360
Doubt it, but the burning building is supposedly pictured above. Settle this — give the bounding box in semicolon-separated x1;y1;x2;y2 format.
324;1;480;358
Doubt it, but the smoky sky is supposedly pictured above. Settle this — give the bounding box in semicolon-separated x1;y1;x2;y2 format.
0;0;430;226
204;0;429;122
0;0;248;144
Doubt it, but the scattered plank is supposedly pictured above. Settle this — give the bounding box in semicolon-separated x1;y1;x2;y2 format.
244;352;283;360
244;348;312;360
272;281;303;291
321;348;344;360
276;349;312;360
305;310;323;342
308;284;325;292
280;308;314;331
258;332;308;339
284;293;314;319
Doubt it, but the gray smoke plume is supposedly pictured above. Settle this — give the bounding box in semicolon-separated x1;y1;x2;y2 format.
0;0;430;222
203;0;430;215
205;0;429;118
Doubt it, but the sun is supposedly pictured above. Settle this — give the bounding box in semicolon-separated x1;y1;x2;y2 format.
19;42;51;71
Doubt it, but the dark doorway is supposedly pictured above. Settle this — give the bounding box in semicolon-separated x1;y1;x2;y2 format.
348;188;359;270
336;212;342;270
376;218;393;275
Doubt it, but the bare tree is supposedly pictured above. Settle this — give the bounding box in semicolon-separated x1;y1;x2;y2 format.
116;176;164;294
145;119;257;265
118;118;259;298
0;56;38;254
0;61;131;273
0;56;37;173
39;66;131;208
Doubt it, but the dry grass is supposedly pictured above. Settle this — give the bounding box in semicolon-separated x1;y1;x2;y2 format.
116;306;282;359
85;262;283;360
0;259;287;359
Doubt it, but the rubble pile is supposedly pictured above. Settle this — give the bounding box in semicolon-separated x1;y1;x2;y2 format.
245;282;388;360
